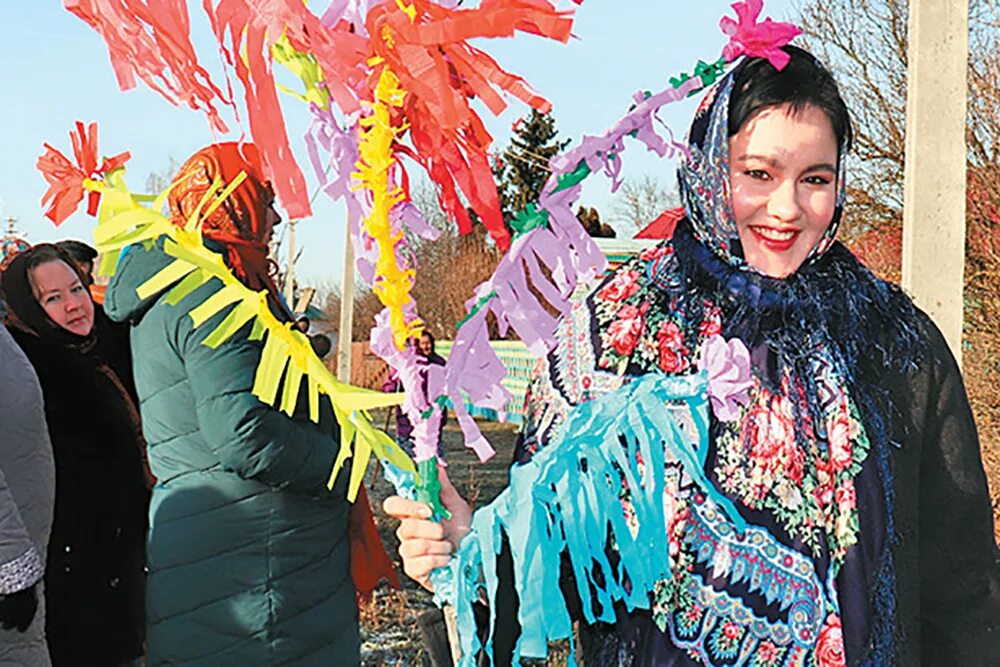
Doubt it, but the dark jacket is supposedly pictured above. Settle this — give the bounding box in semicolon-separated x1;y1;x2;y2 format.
9;312;149;666
104;240;359;666
888;317;999;664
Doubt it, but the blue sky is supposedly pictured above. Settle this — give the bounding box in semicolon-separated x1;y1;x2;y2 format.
0;1;796;286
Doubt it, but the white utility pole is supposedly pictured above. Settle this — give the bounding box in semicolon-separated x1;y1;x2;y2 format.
336;222;355;383
284;219;297;309
901;0;969;365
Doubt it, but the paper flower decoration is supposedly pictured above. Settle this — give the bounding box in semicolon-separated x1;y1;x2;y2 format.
700;334;754;421
720;0;801;70
36;122;131;225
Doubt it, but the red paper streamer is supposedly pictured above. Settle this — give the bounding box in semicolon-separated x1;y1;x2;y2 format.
366;0;575;251
36;121;131;226
202;0;371;220
64;0;231;133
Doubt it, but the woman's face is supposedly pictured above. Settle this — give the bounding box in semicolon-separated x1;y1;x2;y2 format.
728;103;839;278
418;334;434;356
261;194;282;244
29;260;94;336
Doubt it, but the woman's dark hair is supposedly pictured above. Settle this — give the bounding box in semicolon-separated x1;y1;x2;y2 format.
55;239;98;264
728;45;852;151
22;244;86;285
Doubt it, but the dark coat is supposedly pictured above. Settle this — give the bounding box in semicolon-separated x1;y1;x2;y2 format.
9;312;149;666
888;317;1000;664
104;239;358;666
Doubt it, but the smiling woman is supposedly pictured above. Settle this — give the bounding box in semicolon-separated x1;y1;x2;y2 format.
386;44;999;666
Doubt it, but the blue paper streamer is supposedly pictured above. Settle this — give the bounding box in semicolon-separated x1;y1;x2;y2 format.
403;371;749;665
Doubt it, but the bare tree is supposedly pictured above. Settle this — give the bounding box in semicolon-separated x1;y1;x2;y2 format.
610;174;678;236
407;181;503;340
797;0;1000;237
145;157;181;194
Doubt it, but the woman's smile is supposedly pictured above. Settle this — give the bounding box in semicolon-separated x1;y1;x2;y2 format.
747;224;800;251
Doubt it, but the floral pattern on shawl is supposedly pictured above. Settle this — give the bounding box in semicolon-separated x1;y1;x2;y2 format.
592;245;868;567
513;238;871;666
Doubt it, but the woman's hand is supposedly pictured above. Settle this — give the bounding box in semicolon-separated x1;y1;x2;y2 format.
383;465;472;592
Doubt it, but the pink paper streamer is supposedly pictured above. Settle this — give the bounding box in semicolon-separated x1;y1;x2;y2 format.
720;0;802;70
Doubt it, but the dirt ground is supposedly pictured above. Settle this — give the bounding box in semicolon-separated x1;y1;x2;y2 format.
359;417;522;666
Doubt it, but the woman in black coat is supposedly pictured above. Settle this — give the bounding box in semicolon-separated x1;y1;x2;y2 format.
2;244;149;666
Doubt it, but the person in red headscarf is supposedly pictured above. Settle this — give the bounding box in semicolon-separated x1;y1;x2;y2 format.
103;143;394;666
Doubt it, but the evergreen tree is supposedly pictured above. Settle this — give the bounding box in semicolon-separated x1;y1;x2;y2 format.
492;109;570;222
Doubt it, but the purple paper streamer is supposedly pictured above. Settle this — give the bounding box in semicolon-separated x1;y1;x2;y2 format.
392;200;441;243
436;75;711;459
308;102;461;462
700;335;754;422
304;104;380;283
370;309;453;462
548;75;704;190
443;299;510;462
319;0;376;34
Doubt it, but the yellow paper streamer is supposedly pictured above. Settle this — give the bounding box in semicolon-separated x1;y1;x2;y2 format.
352;67;423;349
271;34;331;110
85;170;415;500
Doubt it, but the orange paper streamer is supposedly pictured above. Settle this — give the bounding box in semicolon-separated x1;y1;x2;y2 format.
366;0;575;251
36;121;131;226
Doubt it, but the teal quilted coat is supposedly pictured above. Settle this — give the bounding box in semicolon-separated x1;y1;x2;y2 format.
104;240;359;666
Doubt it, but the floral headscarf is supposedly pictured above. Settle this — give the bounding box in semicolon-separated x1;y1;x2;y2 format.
169;143;288;315
677;59;848;272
